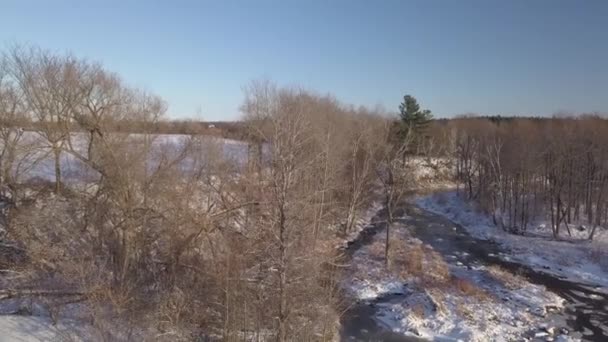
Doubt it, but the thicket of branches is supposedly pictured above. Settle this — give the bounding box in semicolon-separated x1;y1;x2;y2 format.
0;46;407;341
448;116;608;239
7;44;606;340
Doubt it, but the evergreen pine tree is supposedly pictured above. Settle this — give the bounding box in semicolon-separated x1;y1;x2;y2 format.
398;95;433;152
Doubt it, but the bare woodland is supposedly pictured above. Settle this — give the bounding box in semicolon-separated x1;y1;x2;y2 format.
1;45;607;341
449;116;608;239
0;47;403;341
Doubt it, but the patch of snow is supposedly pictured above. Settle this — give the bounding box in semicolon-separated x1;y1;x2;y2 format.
372;281;564;342
349;280;407;301
10;132;252;185
416;191;608;288
337;201;383;249
405;157;456;191
342;215;567;341
0;315;91;341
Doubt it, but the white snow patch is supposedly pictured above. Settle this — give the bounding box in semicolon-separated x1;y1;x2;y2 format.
0;315;91;341
416;191;608;288
342;203;568;341
337;201;383;249
349;280;407;301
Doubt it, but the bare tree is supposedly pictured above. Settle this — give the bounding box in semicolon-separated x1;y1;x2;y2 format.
6;46;84;193
0;58;26;188
447;116;608;240
242;80;345;341
342;111;382;233
375;120;412;269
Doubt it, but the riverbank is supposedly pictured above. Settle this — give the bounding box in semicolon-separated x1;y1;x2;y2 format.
340;201;570;341
416;191;608;289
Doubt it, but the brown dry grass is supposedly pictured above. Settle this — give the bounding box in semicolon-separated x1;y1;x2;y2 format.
426;288;448;315
485;264;527;290
369;225;495;323
411;302;426;318
454;302;473;320
421;245;451;284
391;239;451;286
451;276;489;299
403;244;424;275
367;239;388;262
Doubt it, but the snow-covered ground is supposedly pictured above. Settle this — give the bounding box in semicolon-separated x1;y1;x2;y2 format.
339;159;574;340
336;201;383;250
406;157;455;191
7;132;251;185
0;315;93;341
342;214;567;341
416;191;608;289
0;133;252;341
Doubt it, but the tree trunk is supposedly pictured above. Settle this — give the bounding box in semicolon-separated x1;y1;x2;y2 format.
277;201;288;342
385;198;393;269
53;146;62;194
385;220;391;269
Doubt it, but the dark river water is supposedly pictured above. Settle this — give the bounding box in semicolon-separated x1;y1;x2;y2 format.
339;203;608;341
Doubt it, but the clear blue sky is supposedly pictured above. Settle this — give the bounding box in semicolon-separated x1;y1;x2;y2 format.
1;0;607;120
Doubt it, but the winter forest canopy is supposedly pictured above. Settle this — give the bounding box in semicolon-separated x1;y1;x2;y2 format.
0;46;607;341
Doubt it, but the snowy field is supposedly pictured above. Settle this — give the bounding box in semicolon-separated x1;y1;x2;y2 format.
416;191;608;289
7;132;251;185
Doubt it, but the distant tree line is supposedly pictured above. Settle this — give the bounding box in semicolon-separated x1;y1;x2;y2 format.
439;115;608;239
0;112;247;139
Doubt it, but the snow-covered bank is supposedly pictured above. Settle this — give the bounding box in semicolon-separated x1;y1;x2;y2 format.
336;201;383;250
0;315;90;341
416;191;608;288
406;157;456;191
0;316;54;341
341;214;567;341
